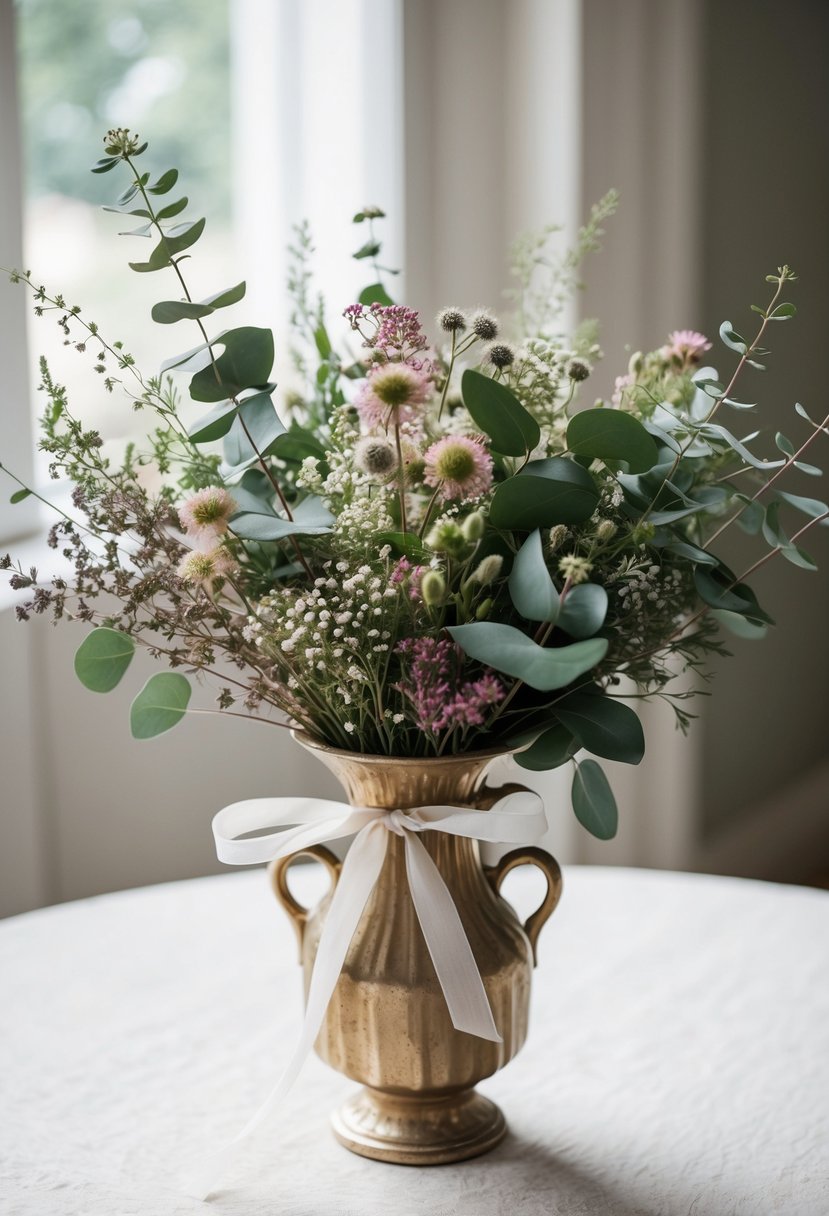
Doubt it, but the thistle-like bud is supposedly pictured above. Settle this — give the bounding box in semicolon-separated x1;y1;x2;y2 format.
437;307;467;333
470;311;499;341
628;350;644;376
567;358;592;382
426;520;466;556
461;511;486;541
470;554;503;585
487;343;515;369
421;569;446;606
547;524;568;553
595;519;617;542
355;435;398;477
558;554;593;585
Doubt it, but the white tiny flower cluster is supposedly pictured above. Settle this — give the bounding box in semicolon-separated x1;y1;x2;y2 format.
334;494;395;545
245;560;402;710
296;456;323;491
610;559;684;616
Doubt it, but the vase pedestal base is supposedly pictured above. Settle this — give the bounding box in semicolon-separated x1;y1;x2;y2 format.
331;1086;507;1165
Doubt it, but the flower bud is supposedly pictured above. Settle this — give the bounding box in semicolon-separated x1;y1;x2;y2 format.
547;524;568;553
461;511;486;541
426;521;466;556
476;597;493;620
595;519;617;542
470;554;503;585
628;350;643;376
420;569;446;606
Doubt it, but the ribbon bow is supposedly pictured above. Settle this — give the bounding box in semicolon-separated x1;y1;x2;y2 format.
190;788;546;1198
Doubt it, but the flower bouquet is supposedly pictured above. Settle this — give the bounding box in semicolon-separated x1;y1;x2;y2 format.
3;130;827;1171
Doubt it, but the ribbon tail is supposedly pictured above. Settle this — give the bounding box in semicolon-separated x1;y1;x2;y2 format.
183;822;389;1201
402;833;502;1043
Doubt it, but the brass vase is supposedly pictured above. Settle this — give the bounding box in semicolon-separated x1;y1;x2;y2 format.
270;734;563;1166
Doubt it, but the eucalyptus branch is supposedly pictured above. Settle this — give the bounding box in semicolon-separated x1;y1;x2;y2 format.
704;405;829;550
637;268;794;529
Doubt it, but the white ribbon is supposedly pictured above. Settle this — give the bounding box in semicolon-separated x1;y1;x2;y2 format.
186;788;546;1199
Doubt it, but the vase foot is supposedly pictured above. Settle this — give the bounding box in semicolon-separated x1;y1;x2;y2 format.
331;1086;507;1165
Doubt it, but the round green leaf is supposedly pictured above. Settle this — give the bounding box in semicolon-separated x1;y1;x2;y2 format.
448;622;608;692
130;673;192;739
567;408;658;473
490;458;599;530
572;760;618;840
557;584;608;639
556;692;644;764
710;609;768;640
508;530;559;622
515;723;579;771
188;400;239;444
189;327;275;403
461;369;540;456
74;628;136;693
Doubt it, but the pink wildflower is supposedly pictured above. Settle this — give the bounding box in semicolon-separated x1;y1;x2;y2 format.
178;487;237;548
177;546;237;586
611;371;635;408
356;363;431;430
394;637;505;733
423;435;493;501
662;329;712;366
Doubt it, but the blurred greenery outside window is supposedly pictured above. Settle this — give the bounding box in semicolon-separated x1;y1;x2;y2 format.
16;0;234;470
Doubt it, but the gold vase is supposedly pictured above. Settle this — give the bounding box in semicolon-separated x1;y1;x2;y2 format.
270;733;563;1165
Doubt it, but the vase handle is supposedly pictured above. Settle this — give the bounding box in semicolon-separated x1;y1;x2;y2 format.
269;846;342;962
484;846;563;967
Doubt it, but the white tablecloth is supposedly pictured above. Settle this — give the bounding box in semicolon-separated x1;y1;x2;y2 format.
1;866;827;1216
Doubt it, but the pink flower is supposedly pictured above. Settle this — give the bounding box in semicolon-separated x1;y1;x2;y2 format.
178;487;237;548
356;363;431;430
394;637;505;733
423;435;493;501
662;329;711;366
611;371;635;408
177;546;237;586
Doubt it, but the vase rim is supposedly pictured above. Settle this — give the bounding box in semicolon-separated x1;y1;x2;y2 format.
291;729;513;767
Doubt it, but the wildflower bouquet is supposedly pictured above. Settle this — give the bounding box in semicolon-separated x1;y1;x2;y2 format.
4;131;828;841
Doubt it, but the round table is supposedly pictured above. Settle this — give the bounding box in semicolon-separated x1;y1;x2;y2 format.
2;867;827;1215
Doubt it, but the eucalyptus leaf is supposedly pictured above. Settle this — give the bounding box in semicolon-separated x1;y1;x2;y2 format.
567;408;658;473
188;400;239;444
556;691;644;764
74;627;135;693
448;623;608;692
776;491;829;520
9;488;30;504
515;723;579;771
780;545;817;570
769;302;796;320
508;530;559;622
462;369;540;456
129;217;205;273
147;168;179;195
698;423;785;470
130;672;191;739
694;566;772;622
189;327;274;403
152;299;216;324
719;321;748;354
359;283;394;307
489;458;599;530
557;583;608;639
156;196;188;220
221;391;286;476
710;609;768;640
572;760;618;840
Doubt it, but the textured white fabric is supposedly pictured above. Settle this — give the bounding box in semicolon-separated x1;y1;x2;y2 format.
1;867;828;1215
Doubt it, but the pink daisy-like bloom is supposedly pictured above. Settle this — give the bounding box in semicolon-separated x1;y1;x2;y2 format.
356;363;431;430
178;487;237;548
423;435;493;501
662;329;712;366
177;546;237;586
